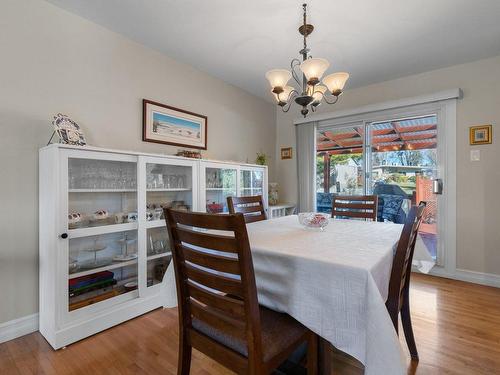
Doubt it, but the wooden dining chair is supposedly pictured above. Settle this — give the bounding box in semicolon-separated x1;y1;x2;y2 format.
164;208;318;375
386;201;426;361
227;195;267;223
331;195;378;221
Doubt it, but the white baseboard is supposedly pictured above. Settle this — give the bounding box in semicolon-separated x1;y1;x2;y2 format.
428;267;500;288
0;313;39;344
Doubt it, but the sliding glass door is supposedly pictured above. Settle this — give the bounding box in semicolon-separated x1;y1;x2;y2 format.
316;114;441;261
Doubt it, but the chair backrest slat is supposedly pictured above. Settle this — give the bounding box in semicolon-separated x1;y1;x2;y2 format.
190;300;247;339
177;227;238;253
236;205;264;214
331;194;378;221
187;282;245;318
387;202;426;312
183;246;240;274
227;195;267;223
184;263;243;297
164;208;263;362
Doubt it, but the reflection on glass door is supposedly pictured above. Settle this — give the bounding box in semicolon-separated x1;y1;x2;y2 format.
146;226;171;288
368;115;438;259
240;169;264;197
316;125;364;213
143;159;195;290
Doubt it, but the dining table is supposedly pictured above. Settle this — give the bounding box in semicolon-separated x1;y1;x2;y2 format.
162;215;408;375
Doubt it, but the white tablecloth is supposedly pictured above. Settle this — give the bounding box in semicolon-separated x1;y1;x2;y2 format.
162;216;407;375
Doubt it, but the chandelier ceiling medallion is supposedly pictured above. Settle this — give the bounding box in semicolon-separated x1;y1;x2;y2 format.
265;3;349;118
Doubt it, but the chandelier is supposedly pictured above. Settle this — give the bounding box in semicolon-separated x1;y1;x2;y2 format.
265;3;349;117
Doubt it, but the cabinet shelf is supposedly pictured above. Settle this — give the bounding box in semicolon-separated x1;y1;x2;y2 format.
69;189;137;193
69;259;138;279
147;188;191;192
145;219;165;229
69;222;138;239
206;188;236;191
147;252;171;260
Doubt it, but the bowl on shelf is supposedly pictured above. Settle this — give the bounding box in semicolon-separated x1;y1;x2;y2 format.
124;280;138;292
206;202;223;213
298;212;331;231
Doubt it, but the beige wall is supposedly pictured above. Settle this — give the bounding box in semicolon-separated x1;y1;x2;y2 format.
0;0;276;324
276;54;500;277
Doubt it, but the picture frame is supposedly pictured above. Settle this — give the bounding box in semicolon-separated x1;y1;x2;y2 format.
469;125;492;145
281;147;293;160
143;99;207;150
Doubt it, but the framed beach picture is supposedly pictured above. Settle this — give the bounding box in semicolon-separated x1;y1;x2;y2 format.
469;125;492;145
143;99;207;149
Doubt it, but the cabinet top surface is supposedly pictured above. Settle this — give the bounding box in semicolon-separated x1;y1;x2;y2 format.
40;143;267;169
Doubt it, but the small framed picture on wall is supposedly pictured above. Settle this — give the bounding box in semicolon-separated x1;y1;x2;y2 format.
143;99;207;149
281;147;293;159
469;125;492;145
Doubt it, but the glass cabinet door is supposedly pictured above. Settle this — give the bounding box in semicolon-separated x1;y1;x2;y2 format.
146;226;171;288
240;169;264;197
68;230;138;312
144;160;195;290
204;167;237;213
146;162;194;221
66;155;139;313
68;158;137;229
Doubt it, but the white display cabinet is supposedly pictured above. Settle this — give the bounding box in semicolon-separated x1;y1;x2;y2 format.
39;144;267;349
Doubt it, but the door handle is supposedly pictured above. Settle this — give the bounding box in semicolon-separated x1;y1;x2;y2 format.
432;179;443;195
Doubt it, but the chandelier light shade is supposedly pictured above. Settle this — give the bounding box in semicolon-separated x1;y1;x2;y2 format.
300;58;330;85
271;85;295;105
323;72;350;96
264;3;349;117
311;85;327;105
265;69;292;90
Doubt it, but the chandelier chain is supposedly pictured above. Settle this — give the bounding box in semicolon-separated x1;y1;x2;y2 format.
303;3;307;51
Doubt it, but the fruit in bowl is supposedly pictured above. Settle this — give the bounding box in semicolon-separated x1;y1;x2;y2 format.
298;212;331;230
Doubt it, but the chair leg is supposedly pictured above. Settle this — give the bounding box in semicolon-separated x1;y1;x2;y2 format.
306;333;318;375
401;299;419;361
178;334;192;375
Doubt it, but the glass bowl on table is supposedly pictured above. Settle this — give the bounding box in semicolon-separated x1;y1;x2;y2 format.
298;212;331;231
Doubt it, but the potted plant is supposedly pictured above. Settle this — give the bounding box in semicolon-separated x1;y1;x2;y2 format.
256;152;268;166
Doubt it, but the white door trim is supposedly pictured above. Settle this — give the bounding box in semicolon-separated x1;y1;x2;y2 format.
294;88;462;125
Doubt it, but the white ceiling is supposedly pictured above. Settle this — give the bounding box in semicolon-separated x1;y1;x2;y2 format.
46;0;500;102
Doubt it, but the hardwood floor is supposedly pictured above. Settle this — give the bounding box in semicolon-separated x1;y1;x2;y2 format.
1;273;499;374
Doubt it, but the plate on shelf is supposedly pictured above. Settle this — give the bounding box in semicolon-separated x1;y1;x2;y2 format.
82;245;107;252
113;254;138;262
78;257;113;270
